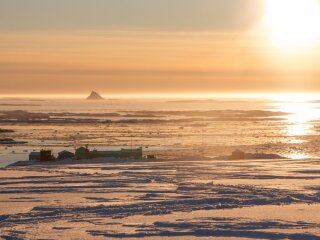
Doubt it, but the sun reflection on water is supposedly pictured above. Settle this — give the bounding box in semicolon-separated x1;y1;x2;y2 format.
274;101;319;135
287;153;309;159
272;98;320;159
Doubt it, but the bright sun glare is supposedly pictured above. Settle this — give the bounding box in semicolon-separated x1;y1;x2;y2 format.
263;0;320;50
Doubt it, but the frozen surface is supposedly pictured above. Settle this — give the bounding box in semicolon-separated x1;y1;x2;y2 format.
0;158;319;239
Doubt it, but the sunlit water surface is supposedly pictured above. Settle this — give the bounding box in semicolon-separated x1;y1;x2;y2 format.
1;97;320;166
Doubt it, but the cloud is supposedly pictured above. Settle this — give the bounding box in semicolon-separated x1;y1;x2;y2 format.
0;0;264;31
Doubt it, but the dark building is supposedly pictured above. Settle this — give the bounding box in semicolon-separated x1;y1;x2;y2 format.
29;152;41;161
146;155;156;159
58;150;74;160
40;150;53;162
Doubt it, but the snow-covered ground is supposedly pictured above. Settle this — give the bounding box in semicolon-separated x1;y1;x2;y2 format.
0;158;319;239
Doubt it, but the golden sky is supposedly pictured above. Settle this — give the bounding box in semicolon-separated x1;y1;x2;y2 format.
1;0;320;95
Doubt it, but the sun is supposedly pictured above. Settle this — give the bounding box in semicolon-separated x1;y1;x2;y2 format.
263;0;320;50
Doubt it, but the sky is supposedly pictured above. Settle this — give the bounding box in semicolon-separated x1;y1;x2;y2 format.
1;0;320;96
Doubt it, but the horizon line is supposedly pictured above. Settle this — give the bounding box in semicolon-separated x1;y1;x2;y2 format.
0;92;319;101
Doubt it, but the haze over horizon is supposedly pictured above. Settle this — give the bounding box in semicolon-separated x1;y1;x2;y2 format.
1;0;320;95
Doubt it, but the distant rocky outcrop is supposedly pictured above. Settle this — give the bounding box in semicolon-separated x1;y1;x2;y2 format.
86;91;104;100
